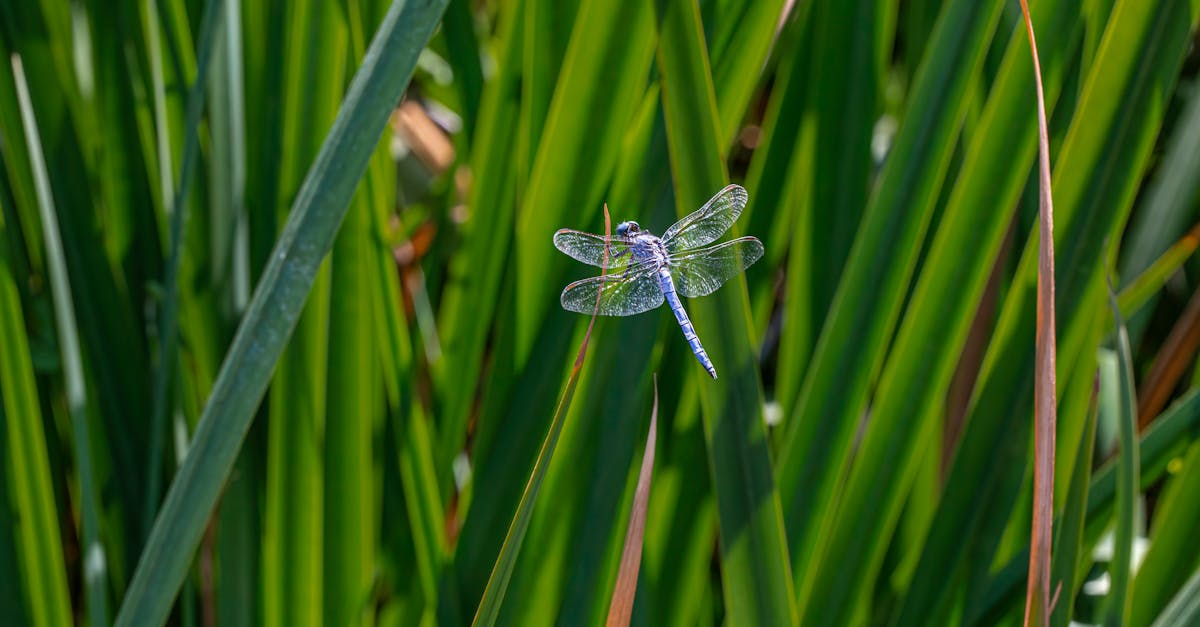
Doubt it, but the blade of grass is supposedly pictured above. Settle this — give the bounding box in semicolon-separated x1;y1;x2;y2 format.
1151;565;1200;627
0;195;71;627
1118;61;1200;288
710;0;787;145
263;2;350;623
449;0;656;610
433;0;524;482
322;145;380;627
1130;439;1200;626
1118;224;1200;318
12;52;110;627
440;0;483;142
511;0;653;364
919;1;1200;621
1104;277;1139;627
781;1;1006;620
878;1;1083;622
1136;285;1200;427
974;386;1200;623
470;206;611;627
1049;369;1099;627
741;5;811;340
145;0;224;540
653;0;797;624
605;374;658;627
493;98;663;627
1020;2;1058;624
113;3;451;624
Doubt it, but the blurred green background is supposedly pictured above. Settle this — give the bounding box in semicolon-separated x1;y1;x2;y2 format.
2;0;1200;625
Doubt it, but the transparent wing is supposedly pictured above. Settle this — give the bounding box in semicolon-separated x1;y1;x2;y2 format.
662;184;749;252
553;229;634;269
560;267;664;316
670;237;764;298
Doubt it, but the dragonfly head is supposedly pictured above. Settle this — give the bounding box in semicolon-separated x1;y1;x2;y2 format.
616;221;640;237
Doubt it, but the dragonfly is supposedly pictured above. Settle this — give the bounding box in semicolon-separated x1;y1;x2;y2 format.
553;184;763;379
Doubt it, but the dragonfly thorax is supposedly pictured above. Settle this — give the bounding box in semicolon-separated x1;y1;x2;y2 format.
629;232;670;267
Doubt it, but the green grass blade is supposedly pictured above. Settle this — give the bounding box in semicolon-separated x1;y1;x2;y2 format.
1150;564;1200;627
1106;280;1140;627
921;0;1200;620
470;211;611;627
780;1;1006;620
113;3;450;624
1129;444;1200;625
1049;368;1099;627
1118;61;1200;286
322;158;380;626
0;193;71;627
449;0;656;610
791;0;890;395
263;2;348;623
741;6;810;339
433;0;524;478
886;1;1083;622
710;0;786;144
11;52;111;627
653;0;797;624
1118;225;1200;319
145;0;224;539
971;387;1200;623
441;0;484;141
511;0;654;362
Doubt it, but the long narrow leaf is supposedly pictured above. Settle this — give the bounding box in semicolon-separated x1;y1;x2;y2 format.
1106;279;1141;627
0;190;71;627
470;207;611;627
145;0;224;538
653;0;797;624
605;374;658;627
1130;439;1200;626
1020;2;1058;624
12;53;110;627
1148;551;1200;626
113;3;450;624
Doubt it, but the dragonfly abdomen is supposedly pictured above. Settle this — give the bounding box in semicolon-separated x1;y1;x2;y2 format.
658;268;718;379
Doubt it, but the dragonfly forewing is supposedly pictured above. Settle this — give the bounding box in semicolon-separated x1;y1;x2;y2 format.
560;268;664;316
661;184;748;252
670;236;764;298
553;229;634;269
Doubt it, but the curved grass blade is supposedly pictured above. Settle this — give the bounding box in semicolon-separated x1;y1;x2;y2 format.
1020;1;1058;624
11;53;110;627
1130;439;1200;626
113;3;451;624
605;374;658;627
1049;371;1099;627
1105;277;1140;627
1135;286;1200;426
880;0;1083;622
1118;224;1200;318
914;1;1199;622
145;0;224;539
1148;554;1200;626
470;207;611;627
652;0;797;624
0;203;71;627
781;1;1006;621
974;387;1200;623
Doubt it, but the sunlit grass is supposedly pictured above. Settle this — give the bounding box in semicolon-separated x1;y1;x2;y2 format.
1;1;1200;626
